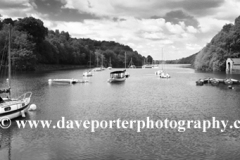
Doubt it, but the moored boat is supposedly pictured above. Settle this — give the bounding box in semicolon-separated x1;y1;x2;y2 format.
0;25;33;121
196;79;204;86
155;70;163;75
83;53;93;76
210;78;220;86
224;78;239;85
160;72;170;78
108;70;126;83
48;79;78;84
83;70;93;77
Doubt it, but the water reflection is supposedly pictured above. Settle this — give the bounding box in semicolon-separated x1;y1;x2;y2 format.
0;65;240;160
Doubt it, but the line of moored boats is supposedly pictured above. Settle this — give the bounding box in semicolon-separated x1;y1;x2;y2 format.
196;78;240;87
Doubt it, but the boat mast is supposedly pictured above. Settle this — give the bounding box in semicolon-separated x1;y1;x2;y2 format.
89;53;91;69
125;52;126;69
97;56;99;67
102;54;103;67
162;48;163;70
8;24;11;98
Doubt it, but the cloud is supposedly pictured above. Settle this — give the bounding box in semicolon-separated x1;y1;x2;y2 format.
159;10;199;28
29;0;101;22
211;0;240;20
0;0;240;60
0;0;30;9
165;0;225;16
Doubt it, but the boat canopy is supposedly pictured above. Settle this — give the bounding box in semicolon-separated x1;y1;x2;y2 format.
110;70;126;74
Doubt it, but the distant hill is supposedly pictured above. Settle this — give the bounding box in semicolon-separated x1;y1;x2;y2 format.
165;53;197;65
176;53;197;65
194;15;240;71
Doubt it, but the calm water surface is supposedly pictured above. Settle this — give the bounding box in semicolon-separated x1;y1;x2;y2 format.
1;65;240;160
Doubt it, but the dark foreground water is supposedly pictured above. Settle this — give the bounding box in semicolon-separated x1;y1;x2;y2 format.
1;65;240;160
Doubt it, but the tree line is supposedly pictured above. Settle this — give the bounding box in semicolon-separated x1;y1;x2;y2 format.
0;16;148;71
194;15;240;71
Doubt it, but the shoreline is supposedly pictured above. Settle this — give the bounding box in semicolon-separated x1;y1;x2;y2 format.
34;64;89;72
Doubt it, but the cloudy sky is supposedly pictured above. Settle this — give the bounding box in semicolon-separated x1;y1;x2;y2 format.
0;0;240;60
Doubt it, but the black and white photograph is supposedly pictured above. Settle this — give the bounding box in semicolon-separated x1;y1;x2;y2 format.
1;0;240;159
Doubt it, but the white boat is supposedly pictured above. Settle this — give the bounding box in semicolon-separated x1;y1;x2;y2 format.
160;72;170;78
108;70;126;83
0;25;32;121
128;58;136;68
48;78;79;84
94;54;105;71
142;65;153;68
155;70;163;75
158;48;170;78
83;70;93;77
108;57;112;70
93;67;103;71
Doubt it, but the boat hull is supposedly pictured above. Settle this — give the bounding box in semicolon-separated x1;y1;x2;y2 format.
0;104;30;120
0;92;32;120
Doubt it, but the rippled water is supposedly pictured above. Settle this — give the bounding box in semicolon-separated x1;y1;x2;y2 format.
1;65;240;160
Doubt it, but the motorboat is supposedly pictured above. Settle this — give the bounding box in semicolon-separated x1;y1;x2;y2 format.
196;79;204;86
108;70;126;83
224;78;239;85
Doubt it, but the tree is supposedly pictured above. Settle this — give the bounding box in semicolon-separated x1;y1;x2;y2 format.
146;55;153;64
15;17;48;44
2;18;14;26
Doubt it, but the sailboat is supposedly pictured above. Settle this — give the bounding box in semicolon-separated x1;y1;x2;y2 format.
124;52;130;78
156;48;170;78
94;54;104;71
94;56;101;71
128;58;136;68
83;53;93;77
107;57;112;70
0;25;32;121
101;54;105;70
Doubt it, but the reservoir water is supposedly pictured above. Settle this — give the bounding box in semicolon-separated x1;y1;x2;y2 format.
1;64;240;160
